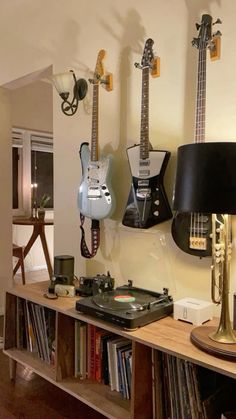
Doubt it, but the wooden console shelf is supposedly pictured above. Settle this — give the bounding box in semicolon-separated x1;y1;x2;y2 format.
4;281;236;418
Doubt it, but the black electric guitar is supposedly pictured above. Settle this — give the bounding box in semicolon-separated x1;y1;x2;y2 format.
122;38;172;229
171;14;222;257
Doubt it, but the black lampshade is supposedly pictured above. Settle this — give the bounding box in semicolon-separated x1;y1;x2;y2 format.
173;142;236;214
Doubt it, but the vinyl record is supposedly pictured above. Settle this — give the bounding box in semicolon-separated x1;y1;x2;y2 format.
92;289;159;311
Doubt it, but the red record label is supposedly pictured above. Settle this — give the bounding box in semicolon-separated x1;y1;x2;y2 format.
114;294;135;303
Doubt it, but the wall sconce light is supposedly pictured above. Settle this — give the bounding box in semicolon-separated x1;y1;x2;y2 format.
52;70;88;116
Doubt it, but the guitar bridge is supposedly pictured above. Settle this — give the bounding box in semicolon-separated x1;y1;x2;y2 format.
136;188;151;199
189;237;207;250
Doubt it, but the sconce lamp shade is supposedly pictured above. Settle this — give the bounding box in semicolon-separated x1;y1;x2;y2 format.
52;70;88;116
52;72;73;96
173;142;236;214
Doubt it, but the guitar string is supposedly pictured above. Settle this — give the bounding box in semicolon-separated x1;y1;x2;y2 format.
140;66;149;223
192;26;207;245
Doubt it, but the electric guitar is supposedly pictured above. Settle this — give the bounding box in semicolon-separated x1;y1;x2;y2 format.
78;50;115;220
122;38;172;229
171;14;222;256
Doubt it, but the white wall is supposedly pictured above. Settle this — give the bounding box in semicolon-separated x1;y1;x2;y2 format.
0;0;236;319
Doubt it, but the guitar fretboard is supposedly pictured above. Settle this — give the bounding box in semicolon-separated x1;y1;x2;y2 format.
140;67;150;159
195;42;207;143
91;83;99;161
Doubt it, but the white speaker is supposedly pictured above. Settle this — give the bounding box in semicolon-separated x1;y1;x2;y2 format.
174;297;213;326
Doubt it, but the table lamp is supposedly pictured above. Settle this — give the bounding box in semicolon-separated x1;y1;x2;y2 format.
173;142;236;360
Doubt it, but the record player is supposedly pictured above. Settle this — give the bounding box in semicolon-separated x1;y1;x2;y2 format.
75;281;173;330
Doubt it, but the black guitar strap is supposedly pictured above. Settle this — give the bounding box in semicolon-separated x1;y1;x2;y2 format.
80;213;100;258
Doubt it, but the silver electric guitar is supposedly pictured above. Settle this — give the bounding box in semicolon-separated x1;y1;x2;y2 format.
122;39;172;229
78;50;115;220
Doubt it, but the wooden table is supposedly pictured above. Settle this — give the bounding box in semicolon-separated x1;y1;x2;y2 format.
13;217;53;279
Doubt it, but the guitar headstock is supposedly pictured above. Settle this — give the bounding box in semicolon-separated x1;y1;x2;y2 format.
136;38;160;77
90;49;113;91
141;38;155;67
192;14;222;58
94;49;106;82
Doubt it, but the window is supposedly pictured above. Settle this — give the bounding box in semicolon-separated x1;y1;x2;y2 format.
12;128;53;215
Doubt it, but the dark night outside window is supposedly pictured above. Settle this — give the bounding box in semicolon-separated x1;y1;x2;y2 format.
12;147;19;209
31;150;53;209
12;129;53;212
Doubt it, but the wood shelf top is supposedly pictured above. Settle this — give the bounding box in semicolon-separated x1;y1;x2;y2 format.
7;281;236;379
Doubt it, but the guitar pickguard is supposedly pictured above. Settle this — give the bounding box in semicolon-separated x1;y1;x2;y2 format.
78;143;115;220
122;145;172;228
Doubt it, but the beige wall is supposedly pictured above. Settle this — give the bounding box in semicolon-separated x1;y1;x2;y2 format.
10;80;53;133
0;0;236;318
0;87;12;314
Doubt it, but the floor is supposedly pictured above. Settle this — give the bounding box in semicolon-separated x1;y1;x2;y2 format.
0;270;105;419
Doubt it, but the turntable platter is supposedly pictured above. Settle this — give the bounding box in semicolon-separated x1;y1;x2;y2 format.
92;289;159;311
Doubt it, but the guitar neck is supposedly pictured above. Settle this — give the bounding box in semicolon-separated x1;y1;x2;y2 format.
140;67;150;159
91;83;99;161
195;44;207;143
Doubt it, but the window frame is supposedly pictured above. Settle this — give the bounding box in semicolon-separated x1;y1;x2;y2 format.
12;128;53;216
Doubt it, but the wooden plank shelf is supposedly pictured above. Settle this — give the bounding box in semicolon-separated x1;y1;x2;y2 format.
4;280;236;418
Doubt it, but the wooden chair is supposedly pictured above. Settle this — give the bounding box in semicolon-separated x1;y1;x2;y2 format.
13;244;26;285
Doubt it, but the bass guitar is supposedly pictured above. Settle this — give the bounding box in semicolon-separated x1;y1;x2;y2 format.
78;50;115;220
122;38;172;229
171;14;221;257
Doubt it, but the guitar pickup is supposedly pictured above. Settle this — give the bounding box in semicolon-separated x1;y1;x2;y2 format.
138;180;149;186
189;237;207;250
138;169;150;177
87;188;101;199
139;160;150;167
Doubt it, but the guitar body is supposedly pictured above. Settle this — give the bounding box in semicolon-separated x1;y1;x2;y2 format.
171;15;221;257
122;144;172;228
78;142;115;220
171;212;212;257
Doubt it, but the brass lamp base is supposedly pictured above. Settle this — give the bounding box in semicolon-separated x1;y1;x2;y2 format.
190;326;236;361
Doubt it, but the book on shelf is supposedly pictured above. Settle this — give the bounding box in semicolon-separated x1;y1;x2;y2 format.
16;299;55;365
74;320;87;379
16;297;27;350
101;333;114;385
107;336;118;391
152;349;165;419
120;344;132;399
80;323;87;379
110;337;132;397
74;320;81;378
87;324;96;379
157;353;203;419
95;328;110;382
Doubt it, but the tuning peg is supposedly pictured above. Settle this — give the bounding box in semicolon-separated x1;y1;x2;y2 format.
213;18;222;25
134;62;142;70
213;30;222;37
192;37;199;48
196;23;201;30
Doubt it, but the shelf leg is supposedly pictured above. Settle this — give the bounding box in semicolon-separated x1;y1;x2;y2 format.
9;358;17;382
